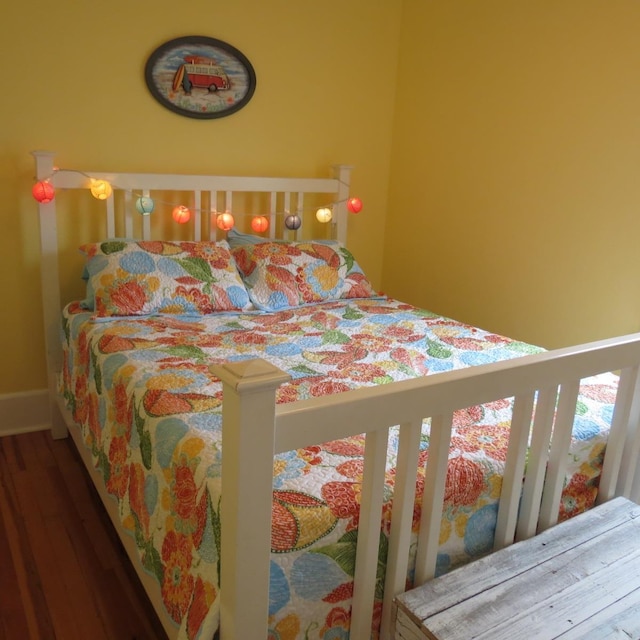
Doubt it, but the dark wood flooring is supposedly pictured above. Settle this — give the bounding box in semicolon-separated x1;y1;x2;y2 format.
0;430;168;640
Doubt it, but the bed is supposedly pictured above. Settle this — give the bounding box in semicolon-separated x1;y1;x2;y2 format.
32;150;640;640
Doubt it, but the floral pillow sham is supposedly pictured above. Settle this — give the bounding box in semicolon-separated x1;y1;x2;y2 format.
81;239;252;317
230;239;378;312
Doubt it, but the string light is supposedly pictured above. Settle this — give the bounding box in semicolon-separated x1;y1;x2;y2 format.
90;179;113;200
251;216;269;233
135;196;155;215
316;207;333;223
31;167;363;225
284;214;302;231
32;180;55;203
172;205;191;224
347;197;363;214
216;212;235;231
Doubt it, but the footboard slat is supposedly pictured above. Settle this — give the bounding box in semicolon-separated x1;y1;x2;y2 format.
616;369;640;500
494;392;535;550
599;365;640;502
632;467;640;503
414;413;454;586
351;428;390;640
380;419;423;639
538;379;581;530
517;385;558;540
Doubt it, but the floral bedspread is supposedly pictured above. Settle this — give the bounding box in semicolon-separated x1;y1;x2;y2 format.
60;297;617;639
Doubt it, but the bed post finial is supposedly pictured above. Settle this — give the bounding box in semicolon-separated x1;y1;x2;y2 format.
31;150;57;179
210;358;291;640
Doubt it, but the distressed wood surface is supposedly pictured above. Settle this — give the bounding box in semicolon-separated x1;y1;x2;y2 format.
394;497;640;640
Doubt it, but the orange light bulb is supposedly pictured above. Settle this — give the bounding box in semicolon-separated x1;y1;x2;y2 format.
251;216;269;233
216;212;235;231
172;205;191;224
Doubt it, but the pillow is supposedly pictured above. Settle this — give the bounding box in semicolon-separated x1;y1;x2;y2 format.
80;239;252;317
226;227;272;248
79;265;95;311
231;239;377;312
80;237;136;311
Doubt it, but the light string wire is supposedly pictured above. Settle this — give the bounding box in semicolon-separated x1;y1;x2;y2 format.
33;167;361;220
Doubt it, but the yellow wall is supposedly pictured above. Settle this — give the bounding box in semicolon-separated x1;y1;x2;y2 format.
0;0;402;393
5;0;640;396
385;0;640;349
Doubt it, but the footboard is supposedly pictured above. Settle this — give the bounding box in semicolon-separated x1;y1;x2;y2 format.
212;333;640;640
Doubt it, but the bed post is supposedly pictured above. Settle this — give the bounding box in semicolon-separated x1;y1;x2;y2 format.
32;150;67;439
210;358;291;640
333;164;353;245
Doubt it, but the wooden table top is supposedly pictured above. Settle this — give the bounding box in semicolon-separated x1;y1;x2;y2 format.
394;497;640;640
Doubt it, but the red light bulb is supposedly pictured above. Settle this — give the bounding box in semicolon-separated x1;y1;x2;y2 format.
32;181;55;203
346;197;362;214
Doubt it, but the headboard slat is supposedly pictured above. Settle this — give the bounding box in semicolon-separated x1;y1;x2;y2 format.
208;190;218;240
296;191;304;242
284;192;291;240
226;191;233;229
106;197;115;238
194;191;202;241
124;189;133;238
142;189;151;239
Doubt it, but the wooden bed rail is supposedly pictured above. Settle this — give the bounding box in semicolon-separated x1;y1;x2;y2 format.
212;332;640;640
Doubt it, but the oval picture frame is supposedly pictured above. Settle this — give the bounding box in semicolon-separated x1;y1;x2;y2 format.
144;35;256;120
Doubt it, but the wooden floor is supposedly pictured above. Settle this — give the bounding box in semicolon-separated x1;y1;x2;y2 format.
0;430;168;640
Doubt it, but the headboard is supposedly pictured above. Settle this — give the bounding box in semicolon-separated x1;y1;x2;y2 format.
31;150;354;436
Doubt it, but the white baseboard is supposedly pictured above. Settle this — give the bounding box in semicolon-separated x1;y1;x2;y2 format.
0;389;50;436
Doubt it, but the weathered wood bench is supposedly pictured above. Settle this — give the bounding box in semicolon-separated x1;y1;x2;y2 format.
393;497;640;639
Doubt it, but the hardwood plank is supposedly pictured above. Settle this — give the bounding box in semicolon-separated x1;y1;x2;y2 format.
13;469;85;639
0;487;31;640
0;434;26;473
51;456;162;638
30;429;58;469
0;437;55;640
54;430;171;639
0;431;168;640
48;432;121;572
48;514;112;640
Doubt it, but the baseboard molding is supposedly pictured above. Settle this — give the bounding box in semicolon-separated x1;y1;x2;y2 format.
0;389;50;436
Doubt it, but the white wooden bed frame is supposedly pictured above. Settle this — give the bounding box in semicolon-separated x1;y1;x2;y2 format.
33;151;640;640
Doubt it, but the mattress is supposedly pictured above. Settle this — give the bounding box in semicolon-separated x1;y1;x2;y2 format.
60;297;617;639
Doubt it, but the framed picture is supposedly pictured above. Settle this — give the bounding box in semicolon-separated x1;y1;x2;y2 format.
144;35;256;120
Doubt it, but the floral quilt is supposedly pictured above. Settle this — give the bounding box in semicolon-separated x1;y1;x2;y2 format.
60;297;617;639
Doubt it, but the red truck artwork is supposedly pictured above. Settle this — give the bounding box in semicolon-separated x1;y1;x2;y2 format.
172;56;230;94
